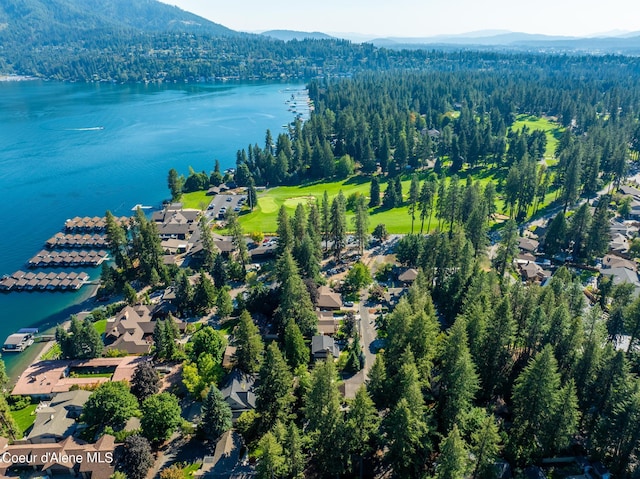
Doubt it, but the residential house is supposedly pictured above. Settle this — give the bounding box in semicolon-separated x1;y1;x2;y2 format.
221;370;256;420
602;253;637;271
12;356;145;399
317;285;343;311
398;268;419;285
609;233;630;256
104;304;185;355
195;430;253;478
518;237;540;254
311;335;340;361
0;434;116;479
27;390;91;444
316;311;339;336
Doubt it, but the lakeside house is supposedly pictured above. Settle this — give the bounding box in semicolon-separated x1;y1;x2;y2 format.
12;356;145;399
104;304;185;355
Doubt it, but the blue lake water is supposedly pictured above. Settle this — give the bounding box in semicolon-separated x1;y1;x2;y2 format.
0;80;303;376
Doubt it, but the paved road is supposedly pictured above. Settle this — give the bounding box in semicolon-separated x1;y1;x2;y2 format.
341;290;378;399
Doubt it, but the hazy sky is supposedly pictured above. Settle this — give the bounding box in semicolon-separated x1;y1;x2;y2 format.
159;0;640;38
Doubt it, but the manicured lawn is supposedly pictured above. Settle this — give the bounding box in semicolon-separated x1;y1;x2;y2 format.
93;319;107;335
512;114;564;163
183;462;201;478
40;342;61;360
10;404;37;438
181;190;211;210
240;176;422;234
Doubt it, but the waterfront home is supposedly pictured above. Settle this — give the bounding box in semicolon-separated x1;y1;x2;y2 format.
12;356;145;399
104;304;185;355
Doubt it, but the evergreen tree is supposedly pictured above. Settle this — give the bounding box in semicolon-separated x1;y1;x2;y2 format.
105;210;130;270
283;422;305;479
216;286;233;320
370;176;381;207
408;173;420;233
544;211;568;256
493;219;518;281
330;191;347;261
345;385;380;477
509;345;577;464
436;425;470;479
193;272;216;315
321;190;331;251
353;195;370;255
470;412;502;479
438;317;480;433
284;320;309;370
256;432;286;479
198;216;217;271
275;250;318;336
256;343;294;432
276;205;293;255
167;168;183;201
305;360;346;477
212;253;227;289
201;385;232;441
479;296;515;397
382;180;398;209
383;397;429;478
233;310;264;374
418;177;436;233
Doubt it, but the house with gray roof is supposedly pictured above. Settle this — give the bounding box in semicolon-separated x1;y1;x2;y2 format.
221;370;256;420
27;390;91;444
311;335;340;361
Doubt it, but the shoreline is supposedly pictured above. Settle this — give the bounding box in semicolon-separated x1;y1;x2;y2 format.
4;283;101;385
0;75;38;82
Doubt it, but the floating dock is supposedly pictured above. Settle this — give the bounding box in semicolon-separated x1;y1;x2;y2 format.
64;216;129;232
27;250;108;268
46;232;109;249
0;271;90;292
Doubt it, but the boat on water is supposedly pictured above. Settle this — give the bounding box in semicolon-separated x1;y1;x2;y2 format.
2;328;38;352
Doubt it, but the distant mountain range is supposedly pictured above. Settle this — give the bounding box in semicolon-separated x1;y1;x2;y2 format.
361;30;640;53
260;30;334;41
0;0;239;40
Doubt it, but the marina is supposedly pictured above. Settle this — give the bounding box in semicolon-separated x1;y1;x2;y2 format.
27;249;108;268
0;271;90;292
45;232;109;249
64;216;129;232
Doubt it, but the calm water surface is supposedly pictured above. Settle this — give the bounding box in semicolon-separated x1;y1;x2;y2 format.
0;80;303;376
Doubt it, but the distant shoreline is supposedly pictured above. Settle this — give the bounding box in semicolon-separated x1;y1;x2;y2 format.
0;75;38;82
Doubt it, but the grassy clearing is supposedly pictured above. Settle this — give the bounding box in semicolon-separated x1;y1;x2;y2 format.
181;191;211;210
93;319;107;336
40;342;61;360
512;114;564;163
10;404;37;437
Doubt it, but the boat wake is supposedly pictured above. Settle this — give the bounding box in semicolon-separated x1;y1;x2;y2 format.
65;126;104;131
